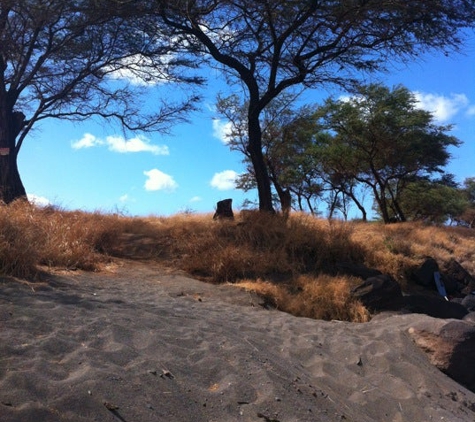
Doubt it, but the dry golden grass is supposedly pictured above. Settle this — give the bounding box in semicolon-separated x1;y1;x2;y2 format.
2;201;475;322
0;201;125;277
236;275;370;322
350;221;475;289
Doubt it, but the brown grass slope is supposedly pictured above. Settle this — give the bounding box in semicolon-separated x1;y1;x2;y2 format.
2;201;475;322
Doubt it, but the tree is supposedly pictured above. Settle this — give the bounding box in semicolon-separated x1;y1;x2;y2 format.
398;178;468;224
316;84;461;223
456;178;475;228
310;137;370;221
216;94;327;215
158;0;475;212
0;0;201;203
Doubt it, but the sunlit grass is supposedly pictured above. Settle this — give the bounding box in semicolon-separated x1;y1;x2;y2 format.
2;201;475;322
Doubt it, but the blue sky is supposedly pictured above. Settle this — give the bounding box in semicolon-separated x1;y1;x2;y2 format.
20;37;475;217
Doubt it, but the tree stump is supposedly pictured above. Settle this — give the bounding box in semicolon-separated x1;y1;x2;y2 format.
213;198;234;220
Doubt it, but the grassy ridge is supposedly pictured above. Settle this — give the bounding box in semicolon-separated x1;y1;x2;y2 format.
2;201;475;322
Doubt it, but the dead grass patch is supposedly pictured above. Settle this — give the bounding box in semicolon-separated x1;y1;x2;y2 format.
236;274;370;322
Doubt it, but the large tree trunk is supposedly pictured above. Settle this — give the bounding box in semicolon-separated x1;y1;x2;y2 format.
247;113;275;213
372;186;391;224
267;161;291;216
0;106;27;204
274;183;291;217
328;191;339;220
0;152;27;204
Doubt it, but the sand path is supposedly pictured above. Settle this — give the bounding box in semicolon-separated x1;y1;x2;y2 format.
1;260;475;421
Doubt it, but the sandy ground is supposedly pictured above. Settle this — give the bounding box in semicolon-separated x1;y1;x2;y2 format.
1;260;475;422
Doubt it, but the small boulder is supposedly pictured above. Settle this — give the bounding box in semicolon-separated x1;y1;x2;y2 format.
442;259;474;295
411;257;458;296
351;274;402;311
412;257;439;288
443;258;475;287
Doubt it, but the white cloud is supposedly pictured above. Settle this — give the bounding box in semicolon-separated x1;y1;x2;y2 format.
119;194;129;202
467;105;475;117
144;169;178;192
212;119;233;144
413;92;469;123
28;194;50;207
106;135;169;155
338;95;353;103
210;170;238;190
72;133;168;155
105;54;172;86
190;196;203;203
71;133;103;149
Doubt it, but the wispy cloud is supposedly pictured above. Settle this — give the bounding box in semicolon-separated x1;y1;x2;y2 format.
413;92;469;123
72;133;169;155
467;105;475;117
212;119;233;144
189;196;203;203
210;170;238;190
71;133;102;149
143;169;178;192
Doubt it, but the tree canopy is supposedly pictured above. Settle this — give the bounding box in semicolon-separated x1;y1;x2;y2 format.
216;93;321;215
1;0;475;211
0;0;202;203
219;83;464;223
398;178;468;225
314;84;461;223
158;0;475;212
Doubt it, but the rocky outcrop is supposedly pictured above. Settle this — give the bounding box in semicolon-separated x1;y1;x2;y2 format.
349;257;474;319
408;318;475;392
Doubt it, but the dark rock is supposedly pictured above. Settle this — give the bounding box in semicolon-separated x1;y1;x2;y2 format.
213;199;234;220
410;257;460;296
412;257;439;288
352;270;468;318
440;274;459;296
462;295;475;312
336;262;382;280
443;259;475;295
400;295;468;319
351;274;402;311
443;259;475;287
408;319;475;392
